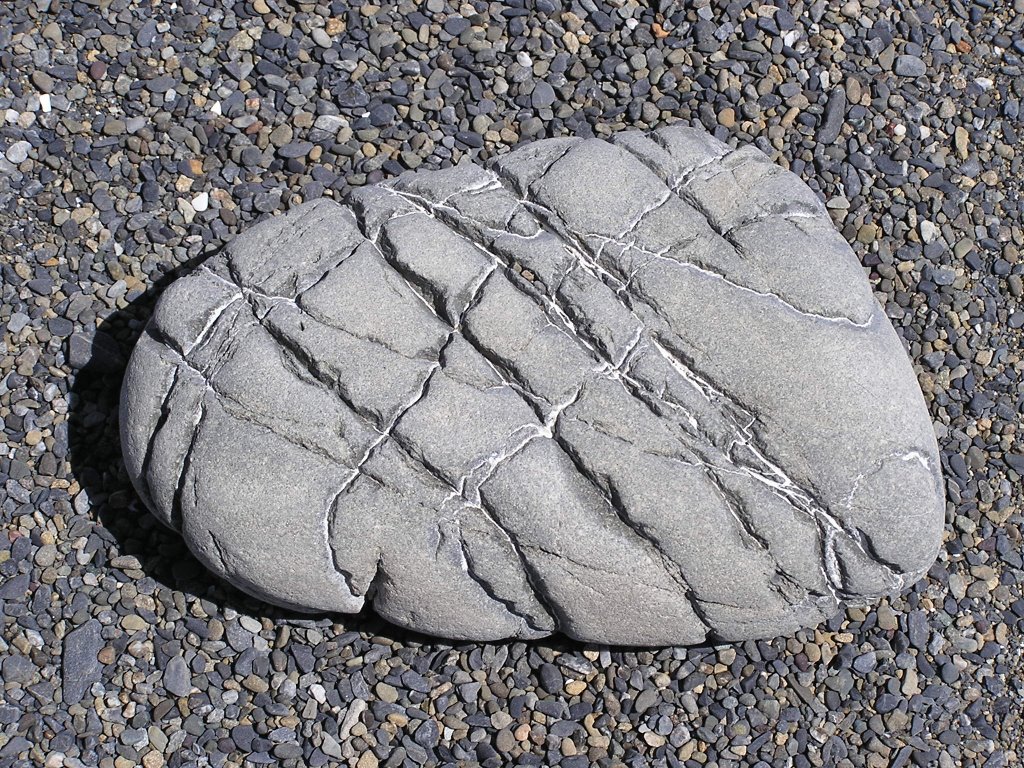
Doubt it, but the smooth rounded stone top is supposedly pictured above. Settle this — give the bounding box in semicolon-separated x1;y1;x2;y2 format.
120;126;945;646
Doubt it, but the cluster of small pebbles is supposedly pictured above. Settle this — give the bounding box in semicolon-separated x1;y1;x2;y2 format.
1;1;1022;767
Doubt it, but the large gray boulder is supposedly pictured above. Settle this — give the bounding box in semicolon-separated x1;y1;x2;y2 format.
120;127;945;645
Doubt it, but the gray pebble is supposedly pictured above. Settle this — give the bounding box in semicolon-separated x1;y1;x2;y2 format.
61;620;104;703
5;141;31;163
894;55;927;77
532;81;556;108
818;87;847;144
1;655;38;685
163;655;192;697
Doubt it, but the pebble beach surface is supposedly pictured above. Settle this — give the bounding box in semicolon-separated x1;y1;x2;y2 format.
2;1;1023;767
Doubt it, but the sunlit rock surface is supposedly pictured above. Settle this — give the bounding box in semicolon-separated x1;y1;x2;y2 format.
120;127;945;645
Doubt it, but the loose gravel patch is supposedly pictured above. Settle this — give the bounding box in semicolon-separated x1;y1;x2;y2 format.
1;1;1022;767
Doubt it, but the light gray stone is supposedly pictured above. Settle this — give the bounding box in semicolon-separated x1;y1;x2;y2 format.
120;127;945;645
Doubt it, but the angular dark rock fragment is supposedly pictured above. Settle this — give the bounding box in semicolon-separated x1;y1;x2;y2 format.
62;619;104;703
120;127;945;645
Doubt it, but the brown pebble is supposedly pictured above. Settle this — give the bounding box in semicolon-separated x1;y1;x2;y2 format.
495;728;516;753
242;674;269;693
564;680;587;695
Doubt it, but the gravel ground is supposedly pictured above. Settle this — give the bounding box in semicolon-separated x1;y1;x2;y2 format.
2;0;1023;766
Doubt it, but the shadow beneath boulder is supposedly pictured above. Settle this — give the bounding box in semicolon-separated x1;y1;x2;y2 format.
66;253;409;640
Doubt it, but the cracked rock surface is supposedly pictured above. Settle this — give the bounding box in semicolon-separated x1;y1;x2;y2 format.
120;127;945;645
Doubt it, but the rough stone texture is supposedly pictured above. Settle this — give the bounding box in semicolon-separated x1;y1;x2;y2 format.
120;127;944;645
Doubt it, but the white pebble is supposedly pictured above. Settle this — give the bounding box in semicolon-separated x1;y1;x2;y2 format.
5;140;31;163
239;615;262;633
191;191;209;212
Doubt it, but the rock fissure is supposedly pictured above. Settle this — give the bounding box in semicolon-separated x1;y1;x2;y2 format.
137;363;181;506
470;495;567;629
455;529;549;634
615;134;872;328
172;395;206;532
547;429;713;630
160;338;349;467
